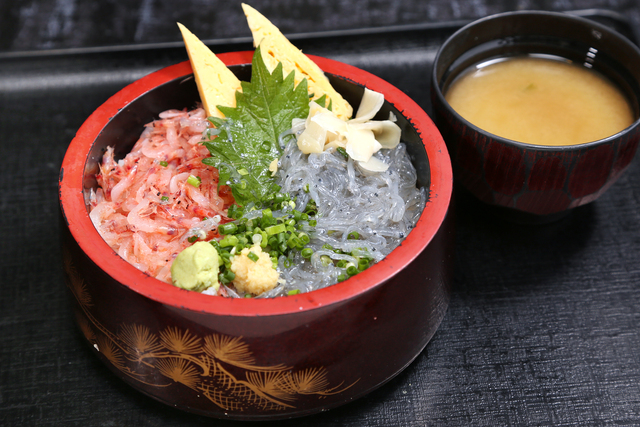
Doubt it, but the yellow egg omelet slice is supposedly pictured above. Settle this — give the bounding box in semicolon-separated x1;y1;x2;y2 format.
177;22;241;119
241;3;353;120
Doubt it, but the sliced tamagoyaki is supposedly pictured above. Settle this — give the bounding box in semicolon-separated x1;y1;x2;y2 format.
241;3;353;120
177;22;242;119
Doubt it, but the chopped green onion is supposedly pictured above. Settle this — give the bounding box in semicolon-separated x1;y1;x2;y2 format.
219;269;236;284
336;147;349;160
337;274;347;282
321;243;343;254
305;200;318;215
252;233;263;245
265;224;286;235
287;289;301;295
309;219;317;227
218;251;231;265
346;265;359;276
247;251;259;262
298;233;310;245
219;235;239;248
287;234;302;249
301;248;313;259
159;160;168;167
244;293;252;298
218;223;238;235
348;231;360;240
336;259;347;268
160;196;169;202
358;258;370;271
320;255;332;267
187;175;201;188
261;209;276;227
187;235;198;243
237;168;249;175
227;204;243;219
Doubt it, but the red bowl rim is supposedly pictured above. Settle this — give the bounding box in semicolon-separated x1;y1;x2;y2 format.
59;50;453;317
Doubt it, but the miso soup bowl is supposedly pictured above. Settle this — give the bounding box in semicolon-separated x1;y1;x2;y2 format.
431;11;640;222
59;51;454;420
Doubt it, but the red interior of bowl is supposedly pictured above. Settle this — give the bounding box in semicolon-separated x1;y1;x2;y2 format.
59;51;452;316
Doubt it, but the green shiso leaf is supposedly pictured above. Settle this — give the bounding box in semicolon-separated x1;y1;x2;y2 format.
202;46;310;207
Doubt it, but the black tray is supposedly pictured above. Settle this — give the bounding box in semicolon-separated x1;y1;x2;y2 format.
2;9;640;427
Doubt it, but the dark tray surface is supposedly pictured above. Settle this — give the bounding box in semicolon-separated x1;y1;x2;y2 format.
2;9;640;427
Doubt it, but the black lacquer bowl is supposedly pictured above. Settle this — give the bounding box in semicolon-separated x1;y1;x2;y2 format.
431;11;640;222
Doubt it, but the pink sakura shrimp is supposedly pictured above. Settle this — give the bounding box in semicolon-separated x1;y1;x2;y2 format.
89;107;233;283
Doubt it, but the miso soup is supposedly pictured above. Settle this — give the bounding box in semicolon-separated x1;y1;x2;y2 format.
445;56;634;146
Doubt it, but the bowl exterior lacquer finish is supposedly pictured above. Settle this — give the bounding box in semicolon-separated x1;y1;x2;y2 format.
59;52;454;420
434;105;640;216
61;212;452;419
432;11;640;218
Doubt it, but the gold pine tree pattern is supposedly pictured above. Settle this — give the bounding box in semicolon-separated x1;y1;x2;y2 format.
63;249;358;412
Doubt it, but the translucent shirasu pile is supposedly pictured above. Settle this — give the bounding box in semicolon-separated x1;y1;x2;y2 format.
221;132;427;298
